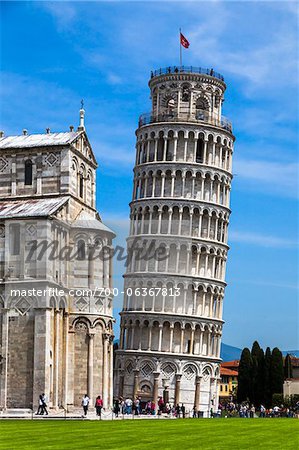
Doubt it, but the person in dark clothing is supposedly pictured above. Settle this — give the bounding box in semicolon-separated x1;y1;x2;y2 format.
36;395;44;415
175;404;181;418
41;393;48;415
181;403;186;418
113;399;120;418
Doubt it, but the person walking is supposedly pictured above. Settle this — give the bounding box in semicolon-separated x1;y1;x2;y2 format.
175;404;181;418
95;395;103;418
41;393;48;415
36;394;44;415
82;394;90;417
181;403;186;418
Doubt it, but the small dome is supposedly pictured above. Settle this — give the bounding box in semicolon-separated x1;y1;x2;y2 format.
72;210;115;236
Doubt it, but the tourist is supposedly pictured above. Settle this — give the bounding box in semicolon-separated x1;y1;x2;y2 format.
181;403;186;418
260;405;266;418
134;397;140;415
82;394;90;417
41;393;48;415
146;401;151;414
165;402;171;415
151;401;156;415
36;394;44;415
125;397;133;414
175;404;181;418
95;395;103;418
120;398;125;414
158;397;164;415
192;405;197;418
113;399;120;417
250;405;255;418
273;405;280;417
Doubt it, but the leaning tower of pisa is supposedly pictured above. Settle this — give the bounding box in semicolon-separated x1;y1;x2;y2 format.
115;66;234;416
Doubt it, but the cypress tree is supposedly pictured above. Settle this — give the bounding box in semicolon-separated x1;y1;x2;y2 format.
256;347;265;406
264;347;272;407
237;348;252;403
251;341;261;405
284;354;293;379
271;347;284;399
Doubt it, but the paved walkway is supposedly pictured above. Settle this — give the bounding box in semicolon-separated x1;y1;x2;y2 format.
0;409;181;420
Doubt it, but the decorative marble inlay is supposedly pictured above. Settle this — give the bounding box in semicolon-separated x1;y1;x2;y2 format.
126;362;133;374
183;364;196;380
75;297;88;312
15;298;31;316
0;156;8;173
26;224;36;236
140;363;153;377
45;152;58;167
161;363;175;378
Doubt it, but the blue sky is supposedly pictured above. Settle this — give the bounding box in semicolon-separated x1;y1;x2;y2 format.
0;1;298;350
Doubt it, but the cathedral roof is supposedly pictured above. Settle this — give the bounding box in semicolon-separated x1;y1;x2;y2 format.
0;132;81;149
72;209;115;236
0;196;69;218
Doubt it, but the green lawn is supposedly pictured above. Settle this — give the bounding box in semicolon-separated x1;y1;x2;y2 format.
0;419;298;449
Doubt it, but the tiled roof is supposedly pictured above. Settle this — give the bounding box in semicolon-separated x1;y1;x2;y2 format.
0;132;81;149
0;197;69;218
220;367;238;377
290;356;299;367
221;360;240;369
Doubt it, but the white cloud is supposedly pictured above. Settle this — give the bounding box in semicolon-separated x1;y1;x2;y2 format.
234;158;298;198
39;3;77;28
107;73;123;85
229;230;297;249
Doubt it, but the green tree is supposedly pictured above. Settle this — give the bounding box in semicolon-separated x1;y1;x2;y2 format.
284;354;293;379
256;347;265;406
271;347;284;398
237;348;252;403
251;341;264;405
264;347;272;407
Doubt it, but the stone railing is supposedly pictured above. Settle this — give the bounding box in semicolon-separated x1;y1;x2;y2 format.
138;112;232;133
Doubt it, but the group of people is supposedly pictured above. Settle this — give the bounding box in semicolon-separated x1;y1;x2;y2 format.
219;401;299;418
81;394;103;418
113;396;188;418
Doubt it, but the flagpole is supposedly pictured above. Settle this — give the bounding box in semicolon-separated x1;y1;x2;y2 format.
179;28;182;69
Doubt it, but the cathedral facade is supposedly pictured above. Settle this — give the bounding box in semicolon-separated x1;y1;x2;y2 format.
115;66;234;415
0;110;115;410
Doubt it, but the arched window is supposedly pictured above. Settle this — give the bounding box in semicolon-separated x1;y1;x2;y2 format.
196;138;204;163
25;160;33;185
79;174;84;198
196;98;209;121
77;239;86;260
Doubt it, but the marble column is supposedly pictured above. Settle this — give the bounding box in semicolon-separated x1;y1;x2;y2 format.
174;374;182;405
88;332;95;404
118;369;125;398
0;309;9;409
102;333;109;408
153;371;160;411
133;369;139;399
53;309;60;408
194;375;202;410
63;312;69;408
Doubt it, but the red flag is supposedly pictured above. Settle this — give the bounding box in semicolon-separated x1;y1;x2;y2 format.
180;32;190;49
